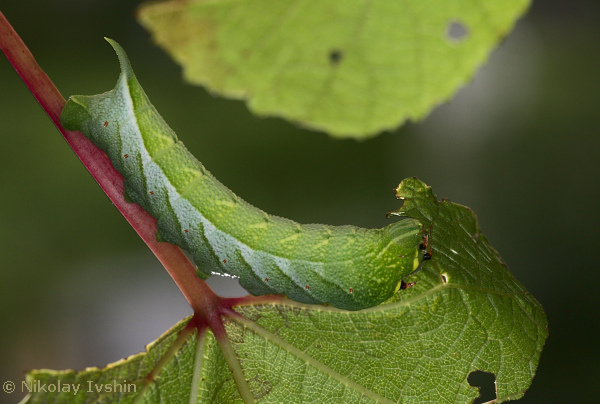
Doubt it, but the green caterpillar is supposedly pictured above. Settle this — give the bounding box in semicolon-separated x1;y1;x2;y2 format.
60;39;426;311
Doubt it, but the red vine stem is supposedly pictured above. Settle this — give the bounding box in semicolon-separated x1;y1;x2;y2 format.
0;11;217;315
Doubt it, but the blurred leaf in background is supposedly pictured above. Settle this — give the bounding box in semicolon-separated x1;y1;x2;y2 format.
138;0;530;138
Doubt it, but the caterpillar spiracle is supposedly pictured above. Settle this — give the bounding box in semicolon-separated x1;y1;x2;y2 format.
60;39;427;311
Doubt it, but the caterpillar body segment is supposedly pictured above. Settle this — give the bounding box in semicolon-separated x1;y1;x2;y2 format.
60;39;425;311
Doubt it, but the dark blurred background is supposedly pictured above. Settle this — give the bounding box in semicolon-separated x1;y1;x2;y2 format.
1;1;598;402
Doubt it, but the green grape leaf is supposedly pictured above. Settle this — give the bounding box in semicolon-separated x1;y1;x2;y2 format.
20;178;547;403
137;0;531;138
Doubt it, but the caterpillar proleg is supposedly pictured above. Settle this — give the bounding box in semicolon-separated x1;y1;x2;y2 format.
60;39;425;310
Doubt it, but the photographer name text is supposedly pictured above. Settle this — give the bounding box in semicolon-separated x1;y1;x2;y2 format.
22;379;136;395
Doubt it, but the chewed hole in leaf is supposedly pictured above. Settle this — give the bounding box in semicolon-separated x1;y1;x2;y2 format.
467;370;496;403
329;49;344;66
446;20;469;43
